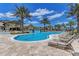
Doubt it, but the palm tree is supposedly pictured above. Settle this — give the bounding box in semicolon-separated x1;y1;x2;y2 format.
48;24;53;31
14;5;31;33
68;20;75;30
40;17;50;32
55;24;62;31
67;4;79;32
61;23;67;31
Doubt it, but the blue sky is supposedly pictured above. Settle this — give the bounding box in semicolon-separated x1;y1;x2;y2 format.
0;3;77;27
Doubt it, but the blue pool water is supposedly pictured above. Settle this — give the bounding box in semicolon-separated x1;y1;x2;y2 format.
14;31;62;42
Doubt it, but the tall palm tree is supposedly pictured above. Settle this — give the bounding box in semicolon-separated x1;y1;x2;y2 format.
48;24;52;31
68;20;75;30
67;4;79;32
40;17;50;32
61;23;67;31
55;24;62;31
14;5;31;33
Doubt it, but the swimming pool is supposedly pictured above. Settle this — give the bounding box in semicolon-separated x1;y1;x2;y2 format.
14;31;62;42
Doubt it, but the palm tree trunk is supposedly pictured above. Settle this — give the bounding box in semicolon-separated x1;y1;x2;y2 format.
77;16;79;33
70;25;72;31
44;24;45;32
20;18;24;33
77;21;79;33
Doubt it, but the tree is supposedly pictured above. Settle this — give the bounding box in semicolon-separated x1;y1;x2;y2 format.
68;20;75;30
67;4;79;32
61;23;67;31
48;24;53;31
14;5;31;33
40;17;50;32
55;24;62;31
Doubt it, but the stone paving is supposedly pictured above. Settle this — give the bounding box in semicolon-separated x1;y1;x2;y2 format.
0;34;72;56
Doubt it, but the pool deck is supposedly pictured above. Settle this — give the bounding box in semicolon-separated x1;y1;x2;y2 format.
0;33;73;56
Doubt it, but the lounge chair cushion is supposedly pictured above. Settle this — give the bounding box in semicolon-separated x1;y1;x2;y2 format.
59;34;75;42
49;41;66;46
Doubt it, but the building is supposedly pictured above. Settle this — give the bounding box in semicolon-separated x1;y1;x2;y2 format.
0;22;4;31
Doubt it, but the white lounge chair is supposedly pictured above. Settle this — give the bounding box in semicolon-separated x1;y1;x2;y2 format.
48;34;76;50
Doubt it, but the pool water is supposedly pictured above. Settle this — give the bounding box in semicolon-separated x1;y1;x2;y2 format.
14;31;62;42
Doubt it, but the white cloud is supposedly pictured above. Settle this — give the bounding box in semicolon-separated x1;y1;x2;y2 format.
30;8;54;16
47;11;65;20
0;13;4;18
24;23;29;26
74;25;77;28
67;17;73;20
36;16;43;20
5;12;15;18
57;22;68;25
28;21;39;24
36;16;42;19
0;12;15;18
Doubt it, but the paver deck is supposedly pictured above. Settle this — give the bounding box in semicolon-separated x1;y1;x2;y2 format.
0;34;72;56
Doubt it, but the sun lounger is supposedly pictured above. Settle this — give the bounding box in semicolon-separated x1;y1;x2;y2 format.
60;34;76;42
48;34;76;50
59;32;74;40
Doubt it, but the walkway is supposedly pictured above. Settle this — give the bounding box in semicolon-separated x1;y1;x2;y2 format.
0;34;72;56
71;38;79;56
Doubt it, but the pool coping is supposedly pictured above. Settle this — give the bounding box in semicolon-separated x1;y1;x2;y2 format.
10;32;64;43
